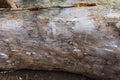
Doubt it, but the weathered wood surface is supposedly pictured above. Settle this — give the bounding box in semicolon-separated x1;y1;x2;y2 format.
0;6;120;80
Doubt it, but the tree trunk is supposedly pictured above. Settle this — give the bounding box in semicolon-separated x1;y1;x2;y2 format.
0;5;120;80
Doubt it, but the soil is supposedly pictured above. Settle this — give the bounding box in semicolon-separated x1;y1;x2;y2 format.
0;70;96;80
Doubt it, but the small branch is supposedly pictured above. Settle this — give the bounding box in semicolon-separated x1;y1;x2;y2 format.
6;0;18;8
0;2;96;12
0;6;74;12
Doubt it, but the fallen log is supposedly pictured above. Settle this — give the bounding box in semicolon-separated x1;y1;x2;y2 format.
0;6;120;80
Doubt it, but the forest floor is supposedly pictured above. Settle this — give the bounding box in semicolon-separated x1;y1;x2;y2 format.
0;70;96;80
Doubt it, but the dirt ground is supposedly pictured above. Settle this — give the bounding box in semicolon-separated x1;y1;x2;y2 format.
0;70;96;80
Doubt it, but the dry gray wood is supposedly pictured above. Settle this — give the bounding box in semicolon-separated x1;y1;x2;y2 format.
0;6;120;80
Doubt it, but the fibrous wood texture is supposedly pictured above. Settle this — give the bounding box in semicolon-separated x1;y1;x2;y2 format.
0;6;120;80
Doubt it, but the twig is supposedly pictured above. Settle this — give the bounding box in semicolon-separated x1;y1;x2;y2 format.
6;0;18;8
0;2;96;12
